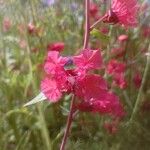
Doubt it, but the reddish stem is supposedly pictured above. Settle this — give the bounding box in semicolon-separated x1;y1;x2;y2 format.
83;0;90;49
90;15;106;30
60;94;75;150
60;1;91;149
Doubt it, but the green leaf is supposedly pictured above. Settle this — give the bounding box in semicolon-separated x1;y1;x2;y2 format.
90;28;110;44
24;92;47;107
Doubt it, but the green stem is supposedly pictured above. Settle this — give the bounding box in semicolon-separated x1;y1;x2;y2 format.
90;15;106;30
22;13;52;150
129;45;150;122
37;104;52;150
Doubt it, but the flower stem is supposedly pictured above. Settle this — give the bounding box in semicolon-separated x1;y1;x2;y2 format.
129;45;150;122
60;94;75;150
60;1;91;149
90;15;106;30
83;0;90;49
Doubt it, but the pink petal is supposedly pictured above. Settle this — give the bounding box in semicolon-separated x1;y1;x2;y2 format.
44;51;67;74
74;49;103;71
40;77;62;102
75;74;108;100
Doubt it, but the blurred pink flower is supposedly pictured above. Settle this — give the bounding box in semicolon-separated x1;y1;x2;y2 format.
19;39;27;49
47;42;65;52
3;17;12;32
107;59;126;74
111;48;125;58
90;2;99;18
27;22;36;34
118;34;128;42
103;0;139;27
100;27;109;34
113;73;127;89
107;60;127;89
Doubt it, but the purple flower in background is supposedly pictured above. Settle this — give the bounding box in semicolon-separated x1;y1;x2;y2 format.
42;0;55;7
70;2;78;11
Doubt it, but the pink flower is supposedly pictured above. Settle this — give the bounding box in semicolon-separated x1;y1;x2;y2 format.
107;60;126;75
40;49;125;118
47;42;65;52
41;77;62;102
75;74;124;118
74;49;103;72
113;73;127;89
44;51;67;75
103;0;139;27
77;89;125;118
90;3;99;18
118;34;128;42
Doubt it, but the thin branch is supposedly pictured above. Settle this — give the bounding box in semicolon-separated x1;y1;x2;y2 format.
60;94;75;150
90;15;106;30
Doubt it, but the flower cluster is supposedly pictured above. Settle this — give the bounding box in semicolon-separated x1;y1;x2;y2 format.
41;49;125;118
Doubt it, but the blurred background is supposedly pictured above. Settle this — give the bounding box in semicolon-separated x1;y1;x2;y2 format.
0;0;150;150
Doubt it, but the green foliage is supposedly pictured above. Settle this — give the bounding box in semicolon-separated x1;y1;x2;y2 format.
90;28;110;44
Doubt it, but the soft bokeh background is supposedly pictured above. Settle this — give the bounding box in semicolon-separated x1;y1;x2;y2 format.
0;0;150;150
